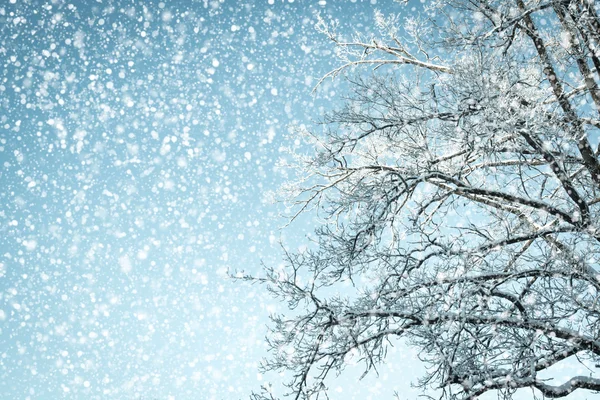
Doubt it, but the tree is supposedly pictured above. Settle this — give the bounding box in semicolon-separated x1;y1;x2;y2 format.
244;1;600;399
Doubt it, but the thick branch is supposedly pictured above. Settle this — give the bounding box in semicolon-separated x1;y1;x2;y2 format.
534;375;600;398
516;0;600;186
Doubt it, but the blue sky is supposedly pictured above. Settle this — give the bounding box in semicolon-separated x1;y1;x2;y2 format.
0;1;418;399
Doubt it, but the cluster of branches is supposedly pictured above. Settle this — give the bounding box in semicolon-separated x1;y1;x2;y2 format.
243;1;600;399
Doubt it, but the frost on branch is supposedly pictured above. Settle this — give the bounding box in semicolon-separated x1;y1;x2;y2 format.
313;9;452;91
246;1;600;399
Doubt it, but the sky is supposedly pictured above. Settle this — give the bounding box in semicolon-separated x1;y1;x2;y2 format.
0;1;594;400
0;0;427;399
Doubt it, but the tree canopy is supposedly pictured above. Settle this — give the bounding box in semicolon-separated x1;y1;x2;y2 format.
246;1;600;399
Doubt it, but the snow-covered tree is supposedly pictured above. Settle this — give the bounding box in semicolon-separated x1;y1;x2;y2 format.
247;1;600;399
